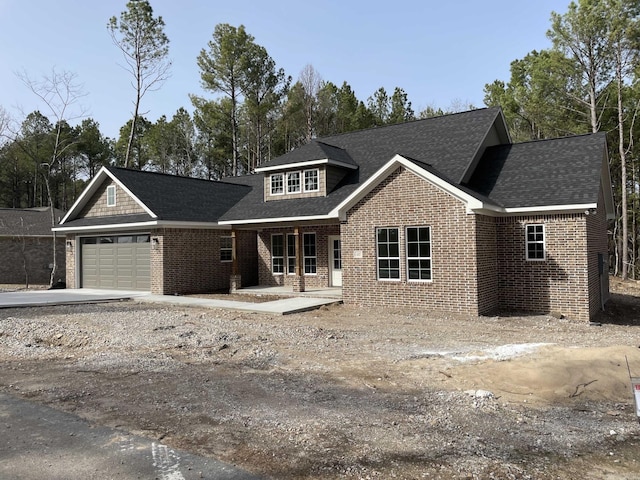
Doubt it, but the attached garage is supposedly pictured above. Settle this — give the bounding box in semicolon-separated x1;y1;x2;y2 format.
80;234;150;291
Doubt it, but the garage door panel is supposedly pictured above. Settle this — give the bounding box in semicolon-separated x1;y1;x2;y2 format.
80;234;150;291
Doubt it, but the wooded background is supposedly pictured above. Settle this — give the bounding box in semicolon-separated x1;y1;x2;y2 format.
1;0;638;278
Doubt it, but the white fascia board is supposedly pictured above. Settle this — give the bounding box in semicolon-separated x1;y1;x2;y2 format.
59;166;157;225
219;214;337;226
59;167;108;224
473;203;599;217
255;159;358;173
330;154;485;220
53;220;230;234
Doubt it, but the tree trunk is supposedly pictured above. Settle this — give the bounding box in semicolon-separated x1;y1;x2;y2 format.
617;52;628;280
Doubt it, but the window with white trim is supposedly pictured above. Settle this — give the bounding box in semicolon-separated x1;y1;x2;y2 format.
377;227;400;280
526;224;545;260
220;236;233;262
272;234;284;273
406;226;432;281
106;185;116;207
303;233;317;274
287;171;301;193
270;173;284;195
303;169;319;192
287;233;296;274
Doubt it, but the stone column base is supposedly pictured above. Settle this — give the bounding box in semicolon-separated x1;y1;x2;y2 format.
230;274;242;293
292;275;305;293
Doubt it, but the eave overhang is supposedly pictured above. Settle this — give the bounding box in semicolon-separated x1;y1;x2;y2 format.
255;158;358;173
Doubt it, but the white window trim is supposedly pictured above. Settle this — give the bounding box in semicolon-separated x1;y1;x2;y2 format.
106;185;116;207
376;227;401;281
525;224;546;261
286;233;296;275
270;173;284;196
406;226;433;282
287;171;301;194
303;168;320;193
271;234;284;274
303;232;317;275
220;236;233;263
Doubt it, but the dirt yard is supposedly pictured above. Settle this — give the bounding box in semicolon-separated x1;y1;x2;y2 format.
1;279;640;479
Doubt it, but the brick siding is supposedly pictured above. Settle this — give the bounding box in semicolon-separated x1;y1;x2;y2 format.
150;228;257;295
1;236;66;285
342;167;482;315
495;214;590;320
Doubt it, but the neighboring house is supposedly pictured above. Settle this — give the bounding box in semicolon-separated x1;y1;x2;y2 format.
0;207;66;285
54;108;614;321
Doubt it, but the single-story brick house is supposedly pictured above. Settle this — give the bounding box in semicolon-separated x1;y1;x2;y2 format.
54;108;614;320
0;207;66;285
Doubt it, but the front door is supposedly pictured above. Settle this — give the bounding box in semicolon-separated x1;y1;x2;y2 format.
329;236;342;287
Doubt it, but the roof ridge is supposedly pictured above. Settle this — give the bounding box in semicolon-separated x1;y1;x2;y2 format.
318;107;498;142
108;166;252;187
508;131;604;146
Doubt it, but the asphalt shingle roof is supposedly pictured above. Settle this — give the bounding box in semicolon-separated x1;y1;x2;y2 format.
106;167;252;222
467;133;606;208
60;108;608;228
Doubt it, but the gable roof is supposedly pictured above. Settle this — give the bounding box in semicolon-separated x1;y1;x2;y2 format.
55;107;613;231
57;167;252;230
0;207;65;236
467;133;608;209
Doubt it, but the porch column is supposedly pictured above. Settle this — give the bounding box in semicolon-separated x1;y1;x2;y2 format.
293;226;305;293
229;228;241;293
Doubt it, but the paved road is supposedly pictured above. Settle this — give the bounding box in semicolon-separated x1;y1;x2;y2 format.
0;392;261;480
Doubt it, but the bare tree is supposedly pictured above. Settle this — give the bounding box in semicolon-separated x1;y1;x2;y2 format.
108;0;171;168
299;64;322;142
17;68;86;286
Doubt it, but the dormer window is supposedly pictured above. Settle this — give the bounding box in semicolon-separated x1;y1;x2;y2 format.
270;173;284;195
304;169;319;192
106;185;116;207
287;171;301;193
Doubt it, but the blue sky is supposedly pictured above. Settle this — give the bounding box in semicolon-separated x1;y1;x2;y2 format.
0;0;569;140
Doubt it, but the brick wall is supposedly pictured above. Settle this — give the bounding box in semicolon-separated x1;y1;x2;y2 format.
150;228;258;295
0;236;66;285
475;214;499;314
257;224;340;289
79;180;145;218
586;187;610;318
496;214;590;320
342;167;482;315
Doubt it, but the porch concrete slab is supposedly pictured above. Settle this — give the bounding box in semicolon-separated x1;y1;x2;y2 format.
135;294;340;315
0;289;149;309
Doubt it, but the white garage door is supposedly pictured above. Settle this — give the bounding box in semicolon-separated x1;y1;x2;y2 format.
81;234;151;291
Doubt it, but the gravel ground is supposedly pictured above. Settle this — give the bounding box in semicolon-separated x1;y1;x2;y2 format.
1;281;640;479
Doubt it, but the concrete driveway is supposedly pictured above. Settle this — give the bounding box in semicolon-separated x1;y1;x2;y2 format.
0;289;149;308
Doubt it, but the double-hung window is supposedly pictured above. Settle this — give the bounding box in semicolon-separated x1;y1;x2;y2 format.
377;227;400;280
526;224;545;260
272;234;284;274
270;174;284;195
220;236;233;262
287;233;296;274
303;169;319;192
287;171;301;193
303;233;317;274
406;226;432;281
